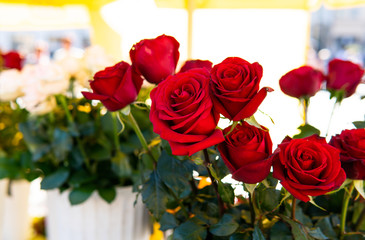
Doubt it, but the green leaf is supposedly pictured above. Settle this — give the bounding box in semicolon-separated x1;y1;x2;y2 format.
98;187;116;204
160;212;178;231
256;188;282;212
293;124;320;139
173;217;207;240
40;167;69;190
141;171;169;220
51;128;73;161
252;224;266;240
307;227;328;240
69;187;94;205
270;221;292;240
209;214;239;236
353;121;365;129
281;215;315;240
111;151;132;178
314;217;337;239
157;151;192;198
218;181;235;205
68;170;96;188
354;180;365;199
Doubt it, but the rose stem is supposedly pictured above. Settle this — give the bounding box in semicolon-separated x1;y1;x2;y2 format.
125;111;157;162
248;192;256;226
340;182;355;240
291;197;297;221
203;149;224;217
325;101;339;137
111;112;121;152
58;95;90;169
301;97;309;125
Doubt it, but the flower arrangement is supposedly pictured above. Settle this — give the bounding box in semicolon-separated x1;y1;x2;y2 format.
81;34;365;239
0;46;151;205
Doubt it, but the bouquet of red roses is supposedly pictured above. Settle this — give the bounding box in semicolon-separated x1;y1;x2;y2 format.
83;35;365;240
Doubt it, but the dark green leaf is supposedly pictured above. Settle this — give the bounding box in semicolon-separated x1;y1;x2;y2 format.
68;170;96;188
69;187;94;205
51;128;73;161
255;188;281;212
209;214;239;236
353;121;365;129
111;151;132;178
281;215;315;240
218;181;234;205
293;124;320;139
157;151;192;198
270;221;292;240
98;187;116;203
40;167;69;190
315;217;337;239
160;212;178;231
141;171;169;220
252;225;266;240
307;227;328;240
173;217;207;240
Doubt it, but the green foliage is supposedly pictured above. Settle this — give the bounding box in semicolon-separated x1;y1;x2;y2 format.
293;124;321;139
18;96;153;205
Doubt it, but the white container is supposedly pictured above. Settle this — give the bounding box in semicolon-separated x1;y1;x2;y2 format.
46;186;151;240
0;179;31;240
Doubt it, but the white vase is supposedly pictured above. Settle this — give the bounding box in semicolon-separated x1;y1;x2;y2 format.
0;179;31;240
46;186;151;240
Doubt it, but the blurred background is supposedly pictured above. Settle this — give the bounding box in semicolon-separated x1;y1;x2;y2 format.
0;0;365;239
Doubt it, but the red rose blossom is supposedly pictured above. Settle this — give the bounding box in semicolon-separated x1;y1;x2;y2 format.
279;66;324;99
210;57;272;121
218;122;273;184
149;68;225;156
326;59;364;98
271;135;346;202
330;129;365;180
2;51;23;70
82;61;143;111
179;59;213;73
130;34;180;84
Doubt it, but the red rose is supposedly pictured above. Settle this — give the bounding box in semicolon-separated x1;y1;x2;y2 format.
271;135;346;202
210;57;272;121
82;61;143;111
149;68;225;156
130;35;180;84
326;59;364;98
2;51;23;70
330;129;365;180
279;66;324;99
179;59;213;73
218;122;273;184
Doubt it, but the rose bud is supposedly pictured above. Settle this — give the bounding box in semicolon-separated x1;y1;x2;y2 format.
326;58;364;98
82;61;143;111
210;57;273;121
179;59;213;73
271;135;346;202
218;122;273;184
330;129;365;180
149;68;225;156
279;66;324;99
130;34;180;84
2;51;23;70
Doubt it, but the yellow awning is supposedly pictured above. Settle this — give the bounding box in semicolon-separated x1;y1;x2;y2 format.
0;0;113;9
154;0;365;9
155;0;320;10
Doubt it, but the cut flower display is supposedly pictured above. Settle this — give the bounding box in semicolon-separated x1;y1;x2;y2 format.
80;34;365;239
